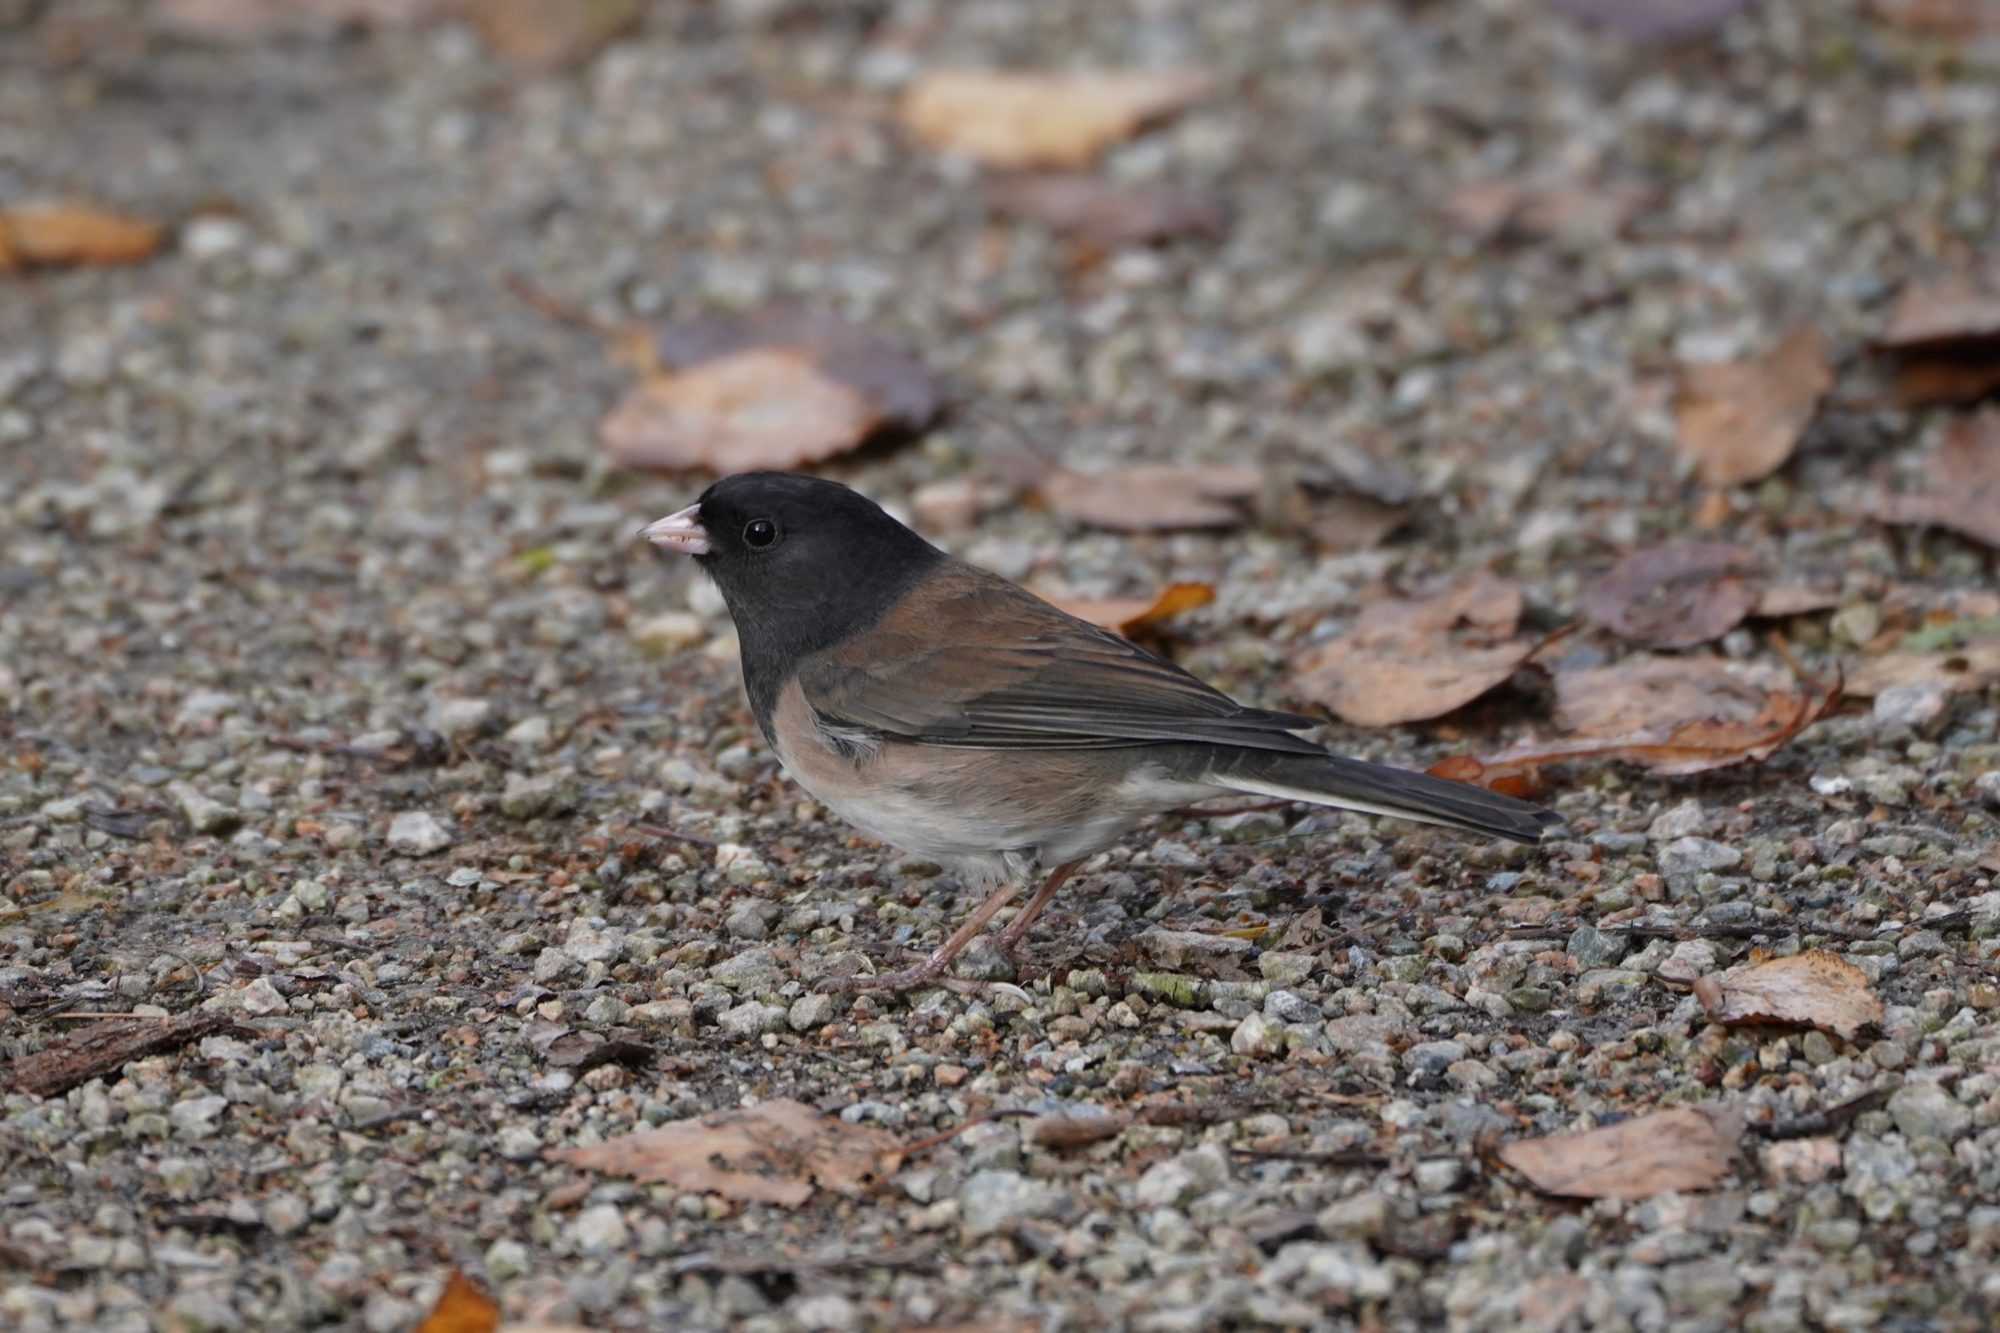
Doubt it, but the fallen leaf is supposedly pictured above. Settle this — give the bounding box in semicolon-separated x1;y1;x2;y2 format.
1542;0;1757;40
900;69;1212;170
1693;950;1884;1040
0;205;163;273
1038;462;1261;532
1044;581;1215;637
1870;0;2000;37
1442;173;1648;243
1675;327;1832;487
988;174;1224;247
415;1271;499;1333
1437;654;1841;786
152;0;433;40
1272;450;1418;553
5;1011;235;1099
1876;410;2000;549
1872;274;2000;406
1845;638;2000;699
556;1100;899;1208
1500;1103;1745;1201
1028;1113;1131;1149
450;0;641;69
1292;576;1538;727
1580;541;1758;649
601;351;878;473
601;306;944;474
1752;582;1844;618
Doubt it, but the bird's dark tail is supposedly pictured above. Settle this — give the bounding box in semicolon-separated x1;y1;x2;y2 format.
1213;751;1559;846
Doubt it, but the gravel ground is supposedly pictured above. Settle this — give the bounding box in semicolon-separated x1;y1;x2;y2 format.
4;1;1999;1329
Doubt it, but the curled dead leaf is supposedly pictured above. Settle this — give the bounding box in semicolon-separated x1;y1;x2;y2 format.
1693;950;1883;1041
1872;274;2000;406
1674;327;1832;488
415;1271;499;1333
1500;1103;1745;1201
1043;581;1215;637
900;69;1212;169
1437;654;1840;787
1039;463;1260;532
988;174;1225;247
448;0;642;70
1875;410;2000;550
556;1099;899;1208
601;308;943;473
0;204;163;273
1292;576;1538;727
1580;541;1758;649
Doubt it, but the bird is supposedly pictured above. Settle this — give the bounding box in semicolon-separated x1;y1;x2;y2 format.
642;471;1558;993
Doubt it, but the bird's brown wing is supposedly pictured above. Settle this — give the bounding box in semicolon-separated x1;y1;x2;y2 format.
794;561;1326;754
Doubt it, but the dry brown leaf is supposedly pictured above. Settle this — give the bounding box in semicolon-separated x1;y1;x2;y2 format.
0;205;163;273
1039;463;1261;532
1876;410;2000;549
601;349;876;472
1675;327;1832;488
1543;0;1756;41
1872;275;2000;406
152;0;433;40
1044;581;1215;637
988;174;1225;247
1579;541;1757;649
5;1011;236;1099
900;69;1212;170
1437;654;1840;787
448;0;641;69
556;1100;899;1208
1753;582;1844;618
1442;173;1647;243
1844;639;2000;699
1500;1103;1745;1201
1291;576;1537;727
415;1271;499;1333
1693;950;1884;1040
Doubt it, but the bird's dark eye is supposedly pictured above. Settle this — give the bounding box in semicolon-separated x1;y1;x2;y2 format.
743;518;779;549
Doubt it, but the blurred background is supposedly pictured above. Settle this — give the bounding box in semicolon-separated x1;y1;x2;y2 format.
4;2;2000;1330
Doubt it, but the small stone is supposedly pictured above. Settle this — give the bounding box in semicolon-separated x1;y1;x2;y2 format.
497;1126;543;1161
1656;939;1719;984
569;1203;630;1253
788;992;834;1031
563;917;626;964
429;697;495;739
169;1094;229;1139
714;842;772;887
631;611;708;651
262;1193;309;1236
229;976;289;1016
711;946;784;991
1231;1011;1281;1057
486;1237;532;1280
725;902;773;940
1317;1190;1392;1241
959;1169;1062;1237
1659;837;1742;885
791;1294;859;1332
1649;800;1711;842
1886;1083;1971;1145
1402;1040;1467;1078
1263;990;1322;1024
1412;1158;1462;1195
1258;951;1317;985
386;810;452;856
1139;928;1255;967
1566;925;1626;968
1134;1144;1233;1208
504;715;555;749
170;781;242;836
719;1001;788;1037
1873;682;1948;729
501;770;580;821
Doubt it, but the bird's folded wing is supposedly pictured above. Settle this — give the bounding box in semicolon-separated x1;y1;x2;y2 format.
795;568;1325;754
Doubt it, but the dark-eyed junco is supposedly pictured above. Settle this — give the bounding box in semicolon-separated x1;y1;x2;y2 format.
644;472;1558;993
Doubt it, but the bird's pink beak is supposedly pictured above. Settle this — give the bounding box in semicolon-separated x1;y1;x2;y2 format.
639;504;711;556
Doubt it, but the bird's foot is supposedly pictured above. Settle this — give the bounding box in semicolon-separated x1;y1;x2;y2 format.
821;962;1029;1003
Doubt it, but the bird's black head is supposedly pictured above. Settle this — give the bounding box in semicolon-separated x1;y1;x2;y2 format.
641;472;946;708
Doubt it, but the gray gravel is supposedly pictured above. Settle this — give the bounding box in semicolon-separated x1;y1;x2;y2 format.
4;1;2000;1329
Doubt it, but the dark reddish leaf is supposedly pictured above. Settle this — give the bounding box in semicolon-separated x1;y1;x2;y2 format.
1875;409;2000;549
1579;541;1757;649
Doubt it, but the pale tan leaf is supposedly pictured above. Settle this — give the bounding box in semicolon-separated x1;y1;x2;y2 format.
1500;1104;1745;1201
1875;410;2000;549
900;69;1212;170
1038;463;1261;532
599;349;878;473
556;1099;899;1208
1692;950;1885;1041
1845;641;2000;698
1674;327;1832;488
1291;576;1535;727
1579;541;1757;650
0;205;162;273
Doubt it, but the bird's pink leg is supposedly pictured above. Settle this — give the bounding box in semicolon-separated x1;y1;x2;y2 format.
992;861;1079;956
825;877;1025;994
